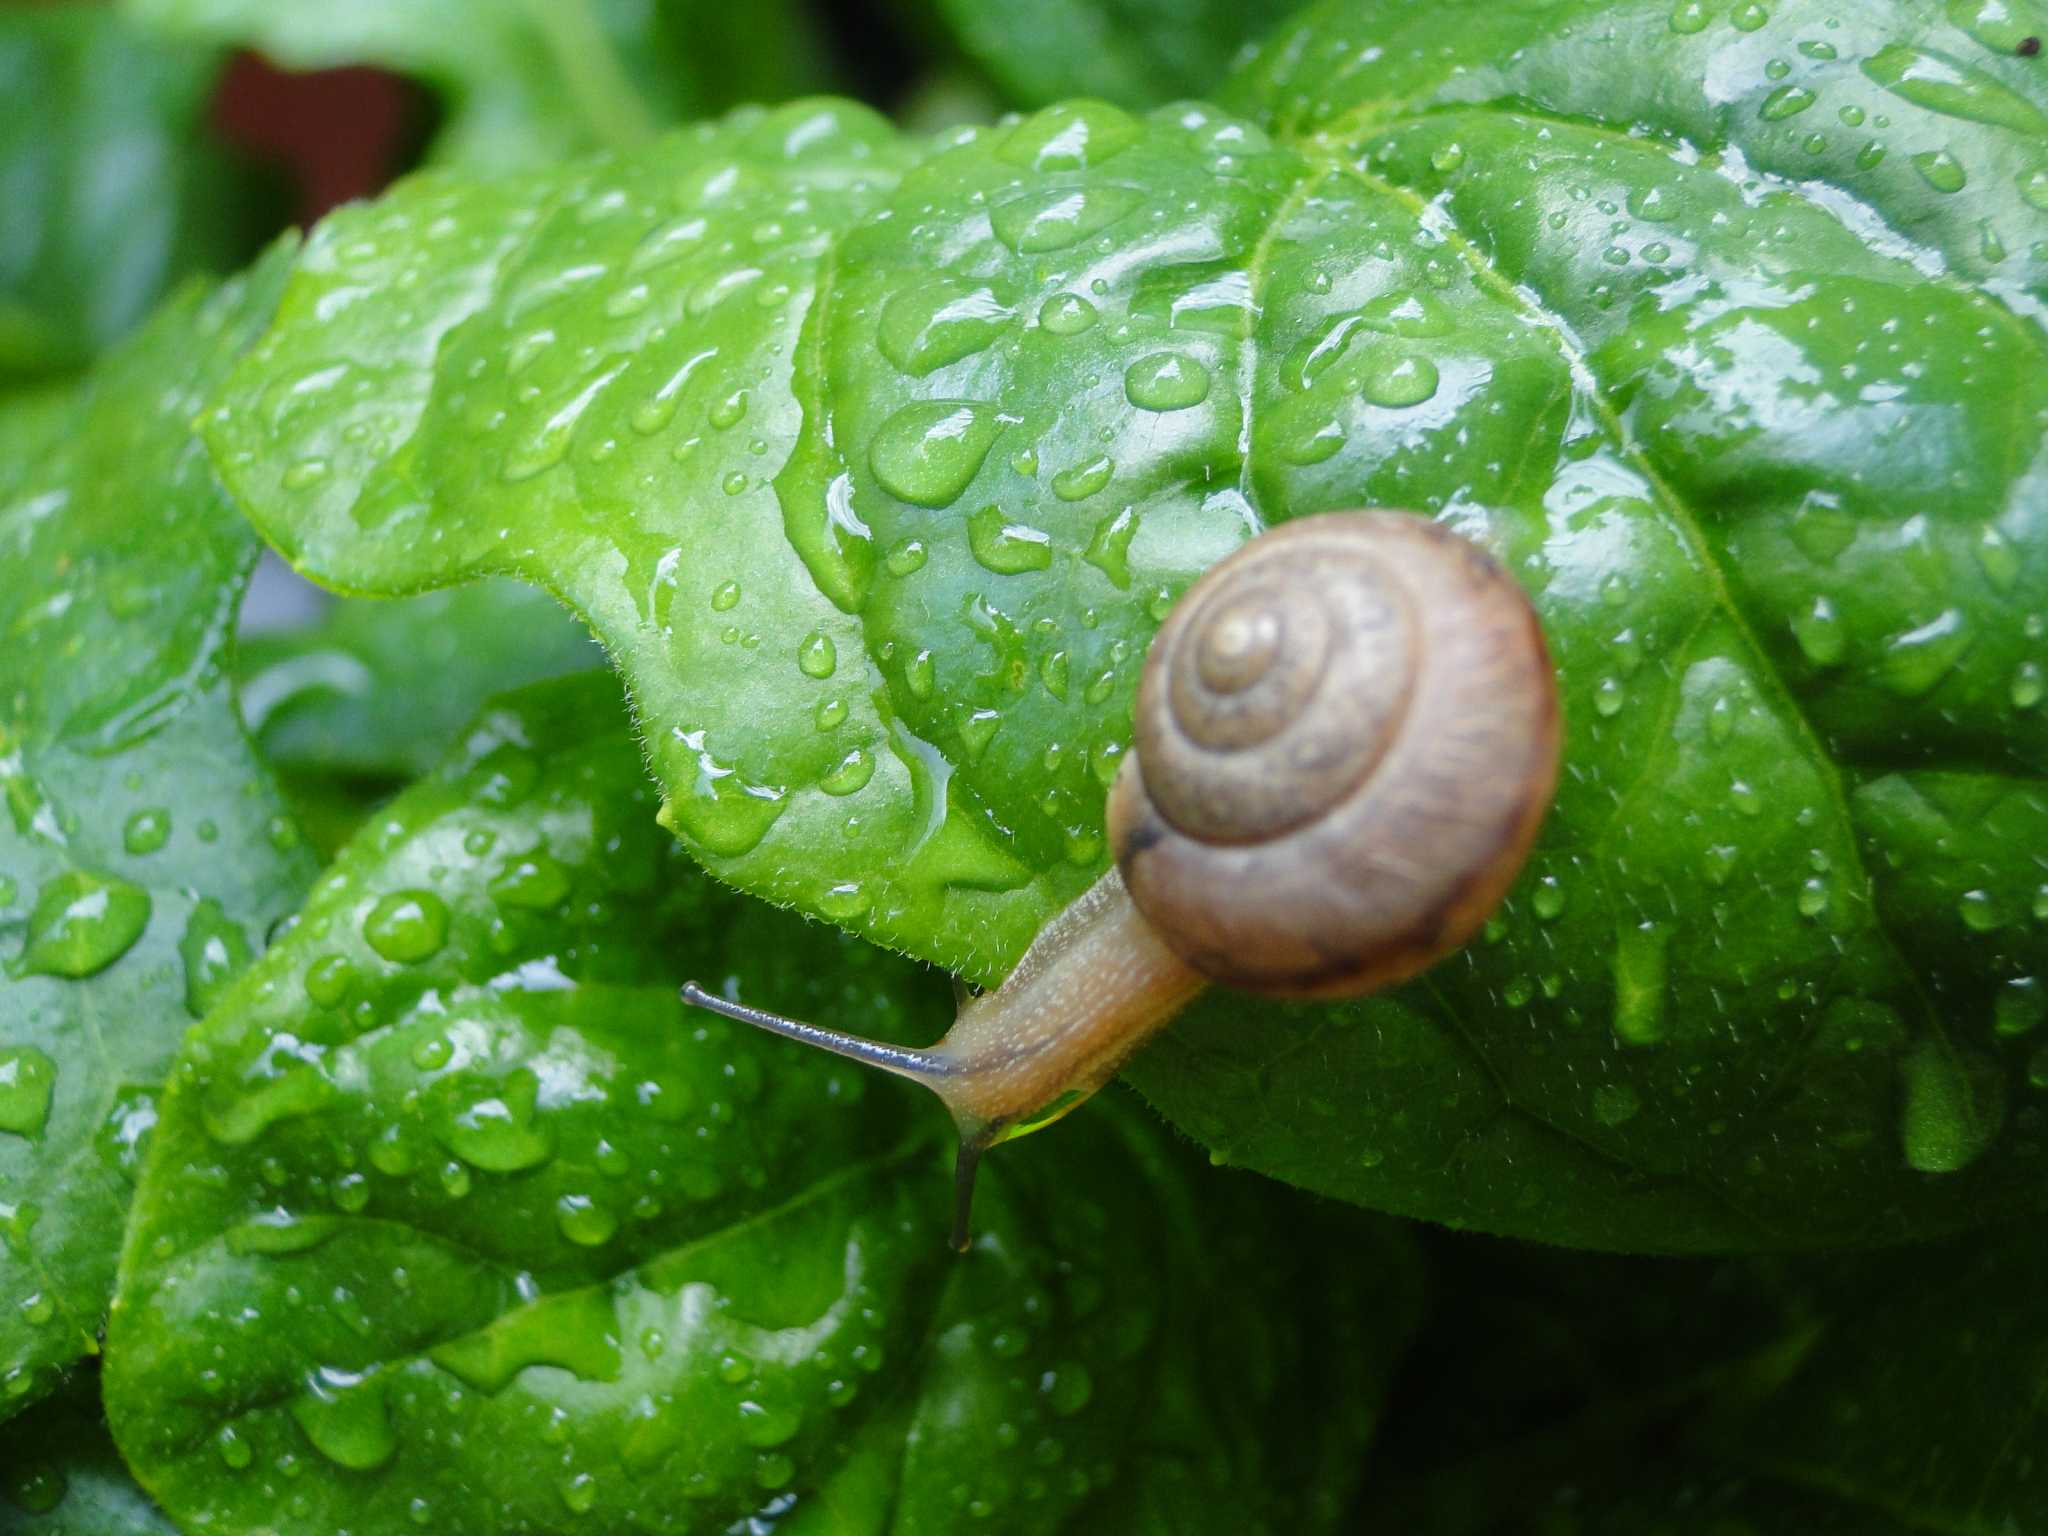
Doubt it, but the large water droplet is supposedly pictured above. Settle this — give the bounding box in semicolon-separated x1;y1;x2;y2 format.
819;748;876;797
434;1068;553;1172
990;185;1142;253
998;100;1141;172
1123;352;1212;412
556;1193;618;1246
12;871;151;979
1051;455;1114;502
1911;149;1969;193
180;899;253;1019
431;1287;621;1392
489;852;571;911
1083;507;1139;588
1360;354;1440;408
122;808;170;856
869;402;1002;508
1791;594;1845;666
363;890;451;964
1760;85;1818;120
1611;923;1669;1046
878;283;1013;376
1037;293;1098;335
291;1369;397;1471
1877;609;1970;697
797;631;838;679
0;1047;57;1138
968;505;1055;573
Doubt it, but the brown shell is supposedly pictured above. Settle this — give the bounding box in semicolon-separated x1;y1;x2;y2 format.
1107;510;1560;999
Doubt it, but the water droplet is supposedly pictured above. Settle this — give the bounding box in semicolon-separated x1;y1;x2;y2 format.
1761;85;1819;120
1050;454;1116;502
2024;168;2048;212
884;539;928;576
1958;888;2005;931
797;630;838;679
1041;1363;1094;1417
878;282;1014;376
282;458;330;490
1911;149;1969;193
1083;507;1139;588
998;100;1141;172
291;1370;396;1470
362;890;450;964
181;899;253;1019
708;388;750;430
990;185;1143;253
1593;677;1625;717
1531;876;1566;920
1995;977;2045;1037
1877;609;1970;697
123;808;170;856
819;748;876;797
1791;594;1845;666
1041;651;1071;699
1799;39;1840;59
869;401;1002;508
1798;877;1832;919
0;1047;57;1138
11;871;151;979
1124;352;1212;412
1430;141;1466;173
968;505;1055;573
556;1193;618;1247
959;708;1002;762
560;1473;599;1514
1591;1083;1641;1126
1611;923;1669;1046
217;1425;253;1470
1669;0;1708;31
2013;662;2044;710
1360;354;1440;408
489;852;571;911
501;363;626;482
1732;1;1769;29
435;1069;553;1172
1037;293;1098;335
904;649;937;699
738;1399;803;1447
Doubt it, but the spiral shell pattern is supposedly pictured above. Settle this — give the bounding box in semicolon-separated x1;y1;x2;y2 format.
1107;511;1560;998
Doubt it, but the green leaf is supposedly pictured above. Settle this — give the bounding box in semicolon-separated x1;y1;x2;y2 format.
240;581;605;784
1371;1224;2048;1535
0;6;263;383
124;0;831;172
926;0;1300;110
205;0;2048;1250
0;253;318;1416
1;1373;178;1533
104;671;1417;1534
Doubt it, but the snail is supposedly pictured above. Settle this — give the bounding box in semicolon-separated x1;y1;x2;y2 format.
682;510;1561;1248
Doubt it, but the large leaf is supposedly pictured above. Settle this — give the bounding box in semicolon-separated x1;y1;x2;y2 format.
204;0;2048;1250
926;0;1301;110
125;0;830;172
104;671;1417;1535
0;1373;177;1534
0;6;263;383
0;253;317;1416
1369;1224;2048;1535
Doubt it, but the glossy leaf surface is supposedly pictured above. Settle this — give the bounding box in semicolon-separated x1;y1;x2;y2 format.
105;672;1417;1536
207;0;2048;1249
0;6;262;382
125;0;829;171
0;254;316;1415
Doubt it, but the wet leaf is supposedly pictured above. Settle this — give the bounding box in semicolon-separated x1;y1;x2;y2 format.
104;672;1417;1535
0;250;317;1416
203;0;2048;1249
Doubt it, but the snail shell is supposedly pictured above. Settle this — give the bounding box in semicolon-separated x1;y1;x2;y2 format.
1107;510;1560;998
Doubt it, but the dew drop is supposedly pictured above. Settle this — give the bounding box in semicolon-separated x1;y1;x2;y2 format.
122;808;171;856
0;1047;57;1139
290;1370;397;1471
1591;1083;1641;1126
1911;149;1969;193
1123;352;1212;412
968;505;1055;573
869;401;1002;508
556;1193;618;1247
362;890;450;964
991;185;1142;253
489;852;571;911
11;870;151;979
1360;354;1440;408
1611;923;1669;1046
1037;293;1098;335
180;898;254;1019
1760;84;1818;120
797;630;839;679
885;538;928;576
1051;455;1115;502
819;748;876;797
2013;661;2044;710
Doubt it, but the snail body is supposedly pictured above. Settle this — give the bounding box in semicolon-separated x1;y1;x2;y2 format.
683;510;1561;1248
